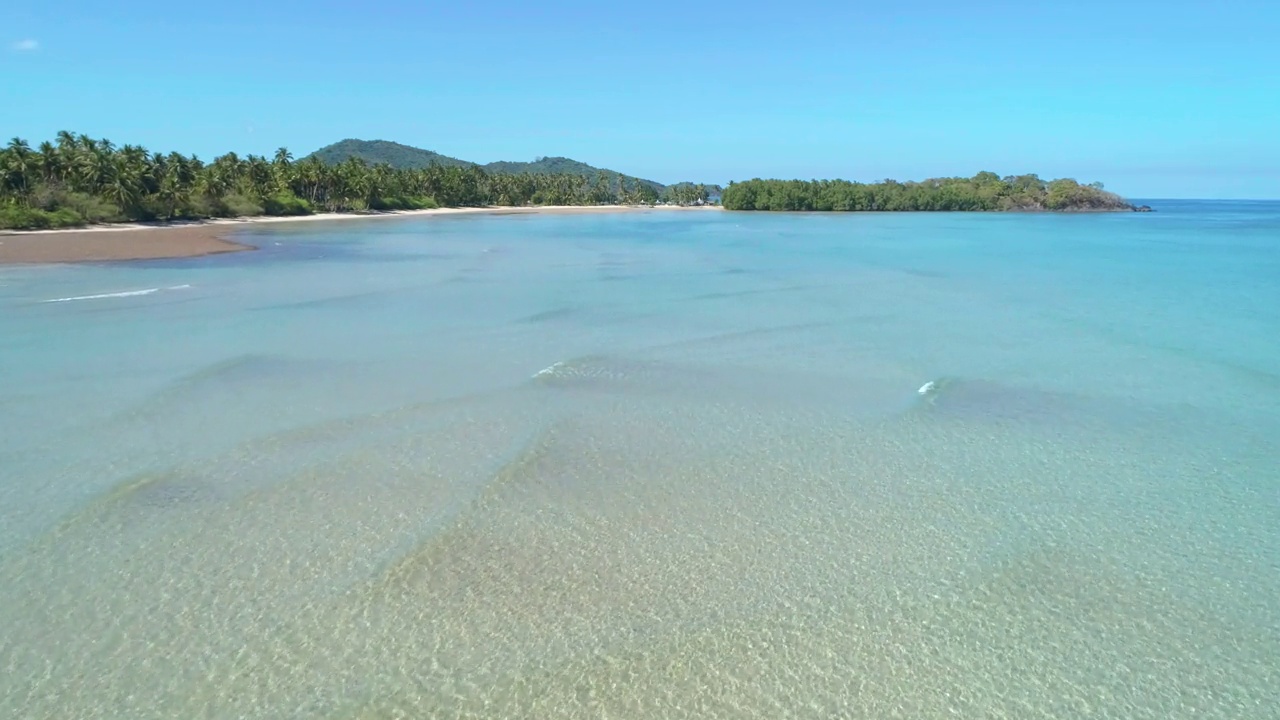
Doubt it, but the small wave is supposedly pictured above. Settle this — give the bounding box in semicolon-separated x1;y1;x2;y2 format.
532;361;567;378
909;376;1139;429
530;355;642;385
43;284;192;303
917;377;956;400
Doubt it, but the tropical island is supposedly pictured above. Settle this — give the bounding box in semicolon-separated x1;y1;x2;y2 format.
1;133;1146;236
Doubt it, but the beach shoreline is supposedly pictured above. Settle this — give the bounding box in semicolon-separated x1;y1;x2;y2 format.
0;204;720;264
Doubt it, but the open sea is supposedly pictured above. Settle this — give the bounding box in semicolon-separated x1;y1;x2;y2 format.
1;202;1277;719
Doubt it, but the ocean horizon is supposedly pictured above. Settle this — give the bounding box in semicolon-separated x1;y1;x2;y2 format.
1;200;1277;718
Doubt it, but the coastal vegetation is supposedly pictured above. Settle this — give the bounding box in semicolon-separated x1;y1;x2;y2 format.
660;182;717;206
721;174;1140;211
0;134;703;230
1;133;1141;230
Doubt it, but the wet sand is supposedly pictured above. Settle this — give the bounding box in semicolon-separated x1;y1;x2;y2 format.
0;225;254;264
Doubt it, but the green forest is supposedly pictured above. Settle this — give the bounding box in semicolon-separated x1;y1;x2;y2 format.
0;133;715;230
720;174;1140;212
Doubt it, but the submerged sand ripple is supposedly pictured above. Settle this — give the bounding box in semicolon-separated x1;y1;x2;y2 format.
1;366;1276;718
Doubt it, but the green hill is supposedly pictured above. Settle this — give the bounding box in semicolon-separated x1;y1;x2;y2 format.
307;139;471;170
306;140;665;192
482;156;665;194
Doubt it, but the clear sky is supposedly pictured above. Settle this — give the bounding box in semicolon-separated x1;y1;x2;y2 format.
4;0;1278;198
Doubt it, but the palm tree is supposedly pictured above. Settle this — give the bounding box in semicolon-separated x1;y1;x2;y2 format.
270;148;294;194
36;141;60;185
294;157;324;205
157;154;191;219
4;138;34;202
98;157;140;214
70;144;109;195
240;155;266;197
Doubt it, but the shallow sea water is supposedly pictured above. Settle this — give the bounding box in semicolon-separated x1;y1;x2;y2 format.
1;203;1277;718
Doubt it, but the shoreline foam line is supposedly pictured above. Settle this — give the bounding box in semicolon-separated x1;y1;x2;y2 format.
43;284;193;303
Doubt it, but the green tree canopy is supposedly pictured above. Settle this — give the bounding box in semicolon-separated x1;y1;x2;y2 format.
0;132;672;229
721;174;1134;212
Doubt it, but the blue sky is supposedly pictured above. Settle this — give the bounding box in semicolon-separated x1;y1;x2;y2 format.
4;1;1278;198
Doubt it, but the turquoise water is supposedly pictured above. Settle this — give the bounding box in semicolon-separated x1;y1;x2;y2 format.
1;204;1277;718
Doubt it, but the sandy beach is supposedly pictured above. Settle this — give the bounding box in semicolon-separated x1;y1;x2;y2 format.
0;205;719;264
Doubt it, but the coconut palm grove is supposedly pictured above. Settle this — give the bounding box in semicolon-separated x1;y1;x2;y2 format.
0;133;1139;229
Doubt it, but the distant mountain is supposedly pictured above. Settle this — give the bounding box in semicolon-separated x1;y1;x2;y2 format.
480;157;665;194
306;139;665;192
307;139;470;170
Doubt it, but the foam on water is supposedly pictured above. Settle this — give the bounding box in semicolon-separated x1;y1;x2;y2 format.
1;205;1278;718
41;284;192;303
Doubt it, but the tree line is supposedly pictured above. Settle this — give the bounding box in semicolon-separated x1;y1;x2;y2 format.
0;133;718;230
720;173;1136;212
1;133;1140;230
